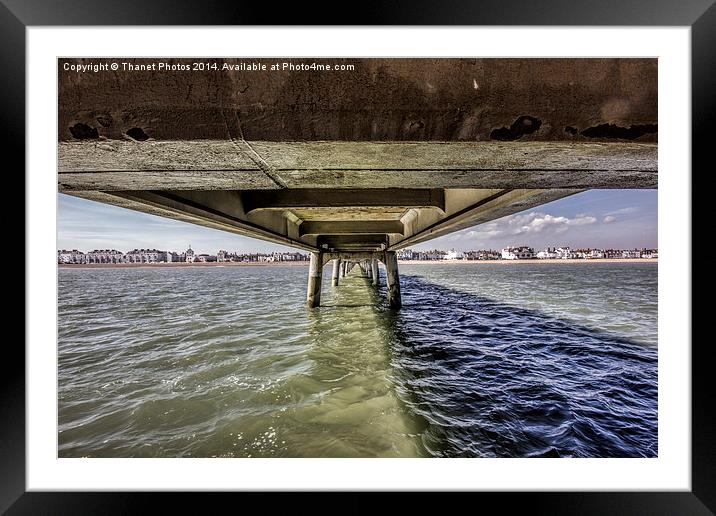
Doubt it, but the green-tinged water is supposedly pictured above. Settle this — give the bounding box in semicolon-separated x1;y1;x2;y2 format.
58;263;657;458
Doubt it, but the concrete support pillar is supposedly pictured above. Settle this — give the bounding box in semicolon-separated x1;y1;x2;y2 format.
340;260;346;278
306;252;323;308
372;258;379;286
332;258;341;286
366;262;372;279
385;251;401;309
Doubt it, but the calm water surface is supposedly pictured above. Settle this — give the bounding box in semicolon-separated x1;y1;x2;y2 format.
58;263;657;458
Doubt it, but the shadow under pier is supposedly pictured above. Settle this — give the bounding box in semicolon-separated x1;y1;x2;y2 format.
378;275;658;458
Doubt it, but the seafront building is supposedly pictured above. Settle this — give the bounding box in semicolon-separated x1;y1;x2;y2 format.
536;248;558;259
58;249;92;264
397;249;448;261
621;249;642;259
501;247;536;260
465;250;501;260
217;251;309;262
443;249;465;260
124;249;168;263
555;247;573;259
84;249;125;263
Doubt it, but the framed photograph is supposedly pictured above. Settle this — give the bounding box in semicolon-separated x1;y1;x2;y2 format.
10;0;710;512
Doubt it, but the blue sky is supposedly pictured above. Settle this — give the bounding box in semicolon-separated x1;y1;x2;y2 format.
58;190;657;254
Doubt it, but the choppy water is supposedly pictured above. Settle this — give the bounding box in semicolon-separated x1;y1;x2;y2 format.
58;262;657;458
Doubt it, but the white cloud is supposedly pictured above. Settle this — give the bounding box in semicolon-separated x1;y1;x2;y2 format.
448;211;597;243
506;212;597;235
603;215;617;223
605;206;638;216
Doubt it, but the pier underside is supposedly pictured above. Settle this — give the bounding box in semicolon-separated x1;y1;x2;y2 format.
58;58;657;308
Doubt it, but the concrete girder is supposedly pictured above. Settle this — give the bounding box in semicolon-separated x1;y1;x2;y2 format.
390;188;582;250
322;252;384;265
242;189;446;214
58;141;657;192
70;190;316;252
317;234;389;252
299;220;405;236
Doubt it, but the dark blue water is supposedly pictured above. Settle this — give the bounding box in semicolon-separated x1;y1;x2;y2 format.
389;271;657;458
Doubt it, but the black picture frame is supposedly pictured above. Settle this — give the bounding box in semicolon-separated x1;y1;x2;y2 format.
7;1;710;513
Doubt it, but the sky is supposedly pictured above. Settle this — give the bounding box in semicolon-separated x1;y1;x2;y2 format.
57;190;657;255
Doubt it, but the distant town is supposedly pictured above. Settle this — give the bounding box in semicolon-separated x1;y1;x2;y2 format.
57;246;308;264
399;246;658;261
57;245;658;264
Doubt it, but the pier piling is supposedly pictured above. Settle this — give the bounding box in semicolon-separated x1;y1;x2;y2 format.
385;251;401;309
372;258;379;286
332;258;341;286
306;252;323;308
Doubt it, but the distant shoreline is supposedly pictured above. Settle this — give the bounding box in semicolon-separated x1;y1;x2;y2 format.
58;261;310;269
59;258;656;269
400;258;657;264
399;258;659;265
